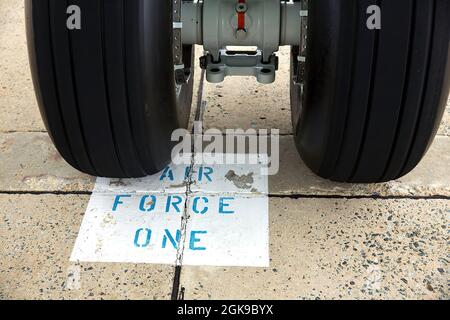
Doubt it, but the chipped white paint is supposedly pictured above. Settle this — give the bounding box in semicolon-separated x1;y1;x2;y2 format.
71;154;269;267
191;153;269;195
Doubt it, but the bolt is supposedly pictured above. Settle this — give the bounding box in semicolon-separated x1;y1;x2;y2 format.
236;3;247;13
235;28;247;40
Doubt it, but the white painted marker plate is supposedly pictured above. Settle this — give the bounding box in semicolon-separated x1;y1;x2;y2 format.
70;154;269;267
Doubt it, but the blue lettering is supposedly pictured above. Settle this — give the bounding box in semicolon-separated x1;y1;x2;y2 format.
189;230;207;251
139;195;156;212
112;194;131;211
162;229;181;249
184;166;191;180
192;196;209;214
198;166;213;182
219;197;235;214
165;195;183;213
160;166;174;181
134;228;152;247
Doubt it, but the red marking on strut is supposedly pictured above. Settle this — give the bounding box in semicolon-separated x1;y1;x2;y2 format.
237;0;246;31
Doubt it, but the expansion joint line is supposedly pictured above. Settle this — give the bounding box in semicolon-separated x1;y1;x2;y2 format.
171;68;207;300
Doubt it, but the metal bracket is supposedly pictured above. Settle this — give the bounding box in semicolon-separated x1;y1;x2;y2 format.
173;0;188;85
294;0;308;88
201;49;278;84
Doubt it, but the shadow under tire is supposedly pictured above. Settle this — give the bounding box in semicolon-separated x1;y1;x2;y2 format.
25;0;194;178
291;0;450;183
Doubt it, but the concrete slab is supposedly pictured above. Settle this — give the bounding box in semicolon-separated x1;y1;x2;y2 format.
180;198;449;300
0;0;45;133
0;132;94;192
2;132;449;197
271;135;450;197
0;194;175;299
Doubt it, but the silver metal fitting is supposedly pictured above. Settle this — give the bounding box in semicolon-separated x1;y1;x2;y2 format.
173;0;186;85
180;0;305;84
203;50;278;84
293;0;308;90
236;3;248;13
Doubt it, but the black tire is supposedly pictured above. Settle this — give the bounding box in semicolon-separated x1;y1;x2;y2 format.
25;0;194;178
291;0;450;183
